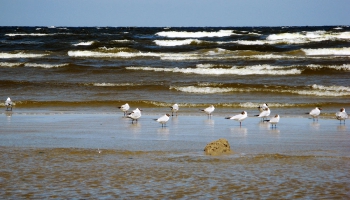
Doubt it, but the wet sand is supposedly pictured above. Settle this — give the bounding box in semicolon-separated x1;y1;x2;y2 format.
0;111;349;199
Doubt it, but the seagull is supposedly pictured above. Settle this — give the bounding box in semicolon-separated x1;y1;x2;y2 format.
170;103;179;116
307;107;322;121
201;105;215;117
154;114;170;127
118;103;130;116
258;103;268;112
127;108;142;123
225;111;248;127
336;108;348;124
255;107;270;121
5;97;13;111
265;114;280;128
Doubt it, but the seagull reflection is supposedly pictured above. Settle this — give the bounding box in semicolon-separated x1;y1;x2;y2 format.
204;119;215;127
230;127;247;136
337;125;347;132
310;122;320;130
157;127;170;136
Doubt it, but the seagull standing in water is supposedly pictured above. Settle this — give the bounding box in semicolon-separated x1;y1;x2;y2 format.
154;114;170;127
127;108;142;124
170;103;179;116
225;111;248;127
308;107;322;121
258;103;268;112
118;103;130;116
255;107;270;121
201;105;215;117
5;97;13;111
336;108;348;124
265;114;280;128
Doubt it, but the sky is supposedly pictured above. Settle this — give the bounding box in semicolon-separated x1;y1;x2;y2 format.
0;0;349;27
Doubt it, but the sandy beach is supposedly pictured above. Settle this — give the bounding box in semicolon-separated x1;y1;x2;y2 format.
0;111;349;199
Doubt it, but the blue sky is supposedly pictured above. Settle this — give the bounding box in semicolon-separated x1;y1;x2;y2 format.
1;0;349;27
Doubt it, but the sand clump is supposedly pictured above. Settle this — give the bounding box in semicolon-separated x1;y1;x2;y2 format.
204;138;232;156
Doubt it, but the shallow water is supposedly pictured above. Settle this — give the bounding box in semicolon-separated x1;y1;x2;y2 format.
0;112;349;198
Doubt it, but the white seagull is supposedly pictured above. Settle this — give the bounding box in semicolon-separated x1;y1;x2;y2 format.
225;111;248;127
118;103;130;116
265;114;280;128
308;107;322;121
170;103;179;116
154;114;170;127
336;108;348;124
127;108;142;123
255;107;270;121
201;105;215;117
5;97;13;111
258;103;268;112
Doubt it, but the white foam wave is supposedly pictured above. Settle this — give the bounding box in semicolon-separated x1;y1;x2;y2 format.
112;39;132;43
307;64;350;71
24;63;69;68
0;52;48;58
169;85;350;96
67;50;159;58
0;62;22;67
311;84;350;92
5;33;51;37
267;31;350;43
154;39;205;46
73;41;94;46
155;30;234;38
170;86;234;94
302;47;350;56
92;83;140;87
126;65;302;75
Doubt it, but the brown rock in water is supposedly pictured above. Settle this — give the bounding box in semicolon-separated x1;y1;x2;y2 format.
204;138;232;156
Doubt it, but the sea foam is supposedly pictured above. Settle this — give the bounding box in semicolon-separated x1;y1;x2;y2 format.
302;47;350;56
0;52;48;58
126;65;302;75
154;39;205;46
155;30;234;38
73;41;95;46
24;63;69;68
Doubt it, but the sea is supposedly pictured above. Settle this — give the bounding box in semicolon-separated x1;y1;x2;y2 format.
0;26;349;116
1;26;350;199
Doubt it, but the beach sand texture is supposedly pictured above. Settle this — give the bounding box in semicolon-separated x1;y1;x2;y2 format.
0;112;349;199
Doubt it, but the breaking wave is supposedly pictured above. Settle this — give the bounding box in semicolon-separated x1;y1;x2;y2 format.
0;52;48;58
126;65;302;75
155;30;235;38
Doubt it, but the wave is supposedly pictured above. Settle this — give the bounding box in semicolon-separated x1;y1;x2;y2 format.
126;65;302;75
24;63;69;68
112;39;133;43
5;33;52;37
154;39;210;46
0;52;48;58
73;41;95;46
0;62;23;67
311;84;350;92
155;30;235;38
90;83;142;87
267;31;350;42
67;50;159;58
306;64;350;71
302;47;350;56
169;84;350;96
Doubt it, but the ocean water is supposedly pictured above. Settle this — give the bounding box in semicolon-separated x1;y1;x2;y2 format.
1;26;350;198
0;26;349;116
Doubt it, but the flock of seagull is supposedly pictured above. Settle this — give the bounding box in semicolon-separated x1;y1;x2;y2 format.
117;102;348;128
4;97;348;128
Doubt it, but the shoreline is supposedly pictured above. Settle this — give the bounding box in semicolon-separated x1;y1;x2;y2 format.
1;111;348;156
